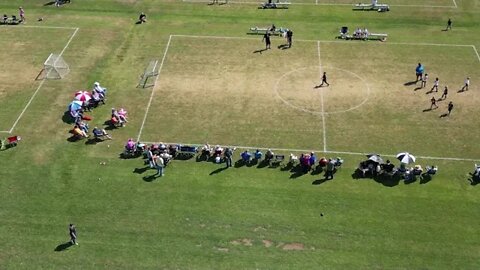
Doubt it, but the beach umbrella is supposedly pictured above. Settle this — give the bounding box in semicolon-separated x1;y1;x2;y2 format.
68;100;83;111
396;152;416;164
74;91;91;102
367;154;383;164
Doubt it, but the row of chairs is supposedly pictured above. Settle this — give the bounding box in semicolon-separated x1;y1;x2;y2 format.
1;15;20;25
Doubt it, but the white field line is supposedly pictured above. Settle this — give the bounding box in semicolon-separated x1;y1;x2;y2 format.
136;35;173;142
172;34;476;49
14;25;78;30
141;141;480;162
452;0;457;8
182;0;456;8
317;41;327;152
471;45;480;63
8;27;79;134
0;131;10;133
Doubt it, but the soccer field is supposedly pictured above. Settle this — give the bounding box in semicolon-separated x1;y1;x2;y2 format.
1;0;480;269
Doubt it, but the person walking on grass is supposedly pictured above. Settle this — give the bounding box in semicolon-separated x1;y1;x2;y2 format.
325;159;335;180
440;85;448;100
224;147;233;168
318;72;330;87
430;96;438;110
262;32;271;50
415;63;424;82
19;7;25;23
69;224;78;245
446;18;452;30
155;155;165;177
421;73;428;88
431;77;439;92
447;101;454;115
287;29;293;48
461;77;470;91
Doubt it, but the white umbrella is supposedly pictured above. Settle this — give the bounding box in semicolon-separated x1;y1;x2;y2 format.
367;154;383;164
396;152;416;164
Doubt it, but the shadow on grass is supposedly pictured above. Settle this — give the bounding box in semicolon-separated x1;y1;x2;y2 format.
210;167;228;175
133;166;150;174
420;174;432;184
253;48;267;54
468;174;479;186
278;44;290;50
62;111;75;124
54;242;72;251
142;174;157;182
353;170;401;187
44;1;56;6
312;178;330;185
404;80;417;86
439;113;448;118
256;159;269;169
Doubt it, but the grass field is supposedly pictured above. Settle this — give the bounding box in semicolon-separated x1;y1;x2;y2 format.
1;0;480;269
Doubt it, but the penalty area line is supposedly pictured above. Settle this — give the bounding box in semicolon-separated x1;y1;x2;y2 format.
136;35;173;142
8;27;79;134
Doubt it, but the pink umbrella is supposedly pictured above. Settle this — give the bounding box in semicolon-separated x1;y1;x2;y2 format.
74;91;92;102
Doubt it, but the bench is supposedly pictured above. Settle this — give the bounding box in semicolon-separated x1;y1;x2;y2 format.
0;18;20;25
248;27;288;36
259;1;291;9
353;3;389;11
177;145;198;158
337;33;388;41
138;59;159;88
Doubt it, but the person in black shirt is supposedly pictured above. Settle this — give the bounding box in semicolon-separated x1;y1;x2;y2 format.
318;72;330;87
262;32;271;50
447;101;453;115
286;30;293;48
446;18;452;30
69;224;78;245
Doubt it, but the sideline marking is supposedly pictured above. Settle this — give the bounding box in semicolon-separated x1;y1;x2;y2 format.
141;141;480;162
182;0;456;8
172;34;476;49
136;35;173;141
6;27;79;134
452;0;457;8
317;41;327;152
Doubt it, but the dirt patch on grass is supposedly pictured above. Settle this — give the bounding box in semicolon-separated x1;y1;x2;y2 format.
262;239;273;248
253;226;267;232
230;238;253;246
216;247;229;252
281;243;305;251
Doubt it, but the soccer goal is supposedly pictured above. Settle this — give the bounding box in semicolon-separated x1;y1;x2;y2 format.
138;59;159;88
43;53;70;79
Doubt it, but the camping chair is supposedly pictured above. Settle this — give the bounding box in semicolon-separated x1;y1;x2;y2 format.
1;136;21;149
270;155;285;167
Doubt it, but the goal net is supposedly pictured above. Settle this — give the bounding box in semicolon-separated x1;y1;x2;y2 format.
43;53;70;79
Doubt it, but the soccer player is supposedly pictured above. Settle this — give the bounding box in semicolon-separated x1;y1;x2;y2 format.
430;96;438;110
431;77;439;92
447;101;454;115
461;77;470;91
69;224;78;245
440;86;448;100
421;73;428;88
18;7;25;23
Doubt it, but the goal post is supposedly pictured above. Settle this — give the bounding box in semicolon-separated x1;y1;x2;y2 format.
43;53;70;79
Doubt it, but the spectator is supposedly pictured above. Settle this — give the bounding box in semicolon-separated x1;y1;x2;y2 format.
265;149;274;161
254;149;263;161
381;159;395;173
92;127;112;140
241;150;252;164
224;147;234;168
325;159;335;179
72;125;88;138
154;155;165;177
19;7;25;23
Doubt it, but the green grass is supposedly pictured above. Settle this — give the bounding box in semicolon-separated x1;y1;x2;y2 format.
1;0;480;269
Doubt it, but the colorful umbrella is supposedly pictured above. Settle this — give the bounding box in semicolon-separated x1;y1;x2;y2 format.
74;91;92;102
396;152;416;164
68;100;83;111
